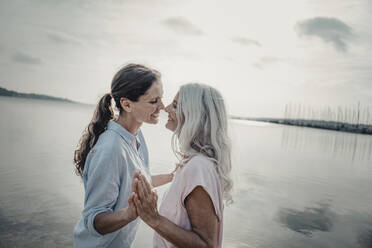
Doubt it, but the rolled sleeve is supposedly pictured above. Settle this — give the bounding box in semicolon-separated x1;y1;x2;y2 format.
85;207;114;237
82;148;123;237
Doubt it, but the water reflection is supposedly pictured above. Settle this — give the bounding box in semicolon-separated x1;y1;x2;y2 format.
0;203;74;248
358;229;372;248
277;203;336;237
281;125;372;163
276;202;372;248
1;98;372;248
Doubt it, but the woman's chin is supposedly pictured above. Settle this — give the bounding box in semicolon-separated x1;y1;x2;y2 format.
165;122;171;130
165;122;176;132
145;117;159;125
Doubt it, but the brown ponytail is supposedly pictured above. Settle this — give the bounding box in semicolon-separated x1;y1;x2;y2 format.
74;93;112;177
73;64;161;177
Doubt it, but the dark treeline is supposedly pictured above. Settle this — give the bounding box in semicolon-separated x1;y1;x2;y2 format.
0;86;75;103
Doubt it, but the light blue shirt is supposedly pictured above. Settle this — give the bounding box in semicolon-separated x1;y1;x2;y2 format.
73;121;151;248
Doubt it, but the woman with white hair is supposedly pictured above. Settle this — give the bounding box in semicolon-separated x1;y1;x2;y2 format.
131;83;233;248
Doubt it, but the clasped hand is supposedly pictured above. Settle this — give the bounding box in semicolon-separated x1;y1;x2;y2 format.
128;171;160;228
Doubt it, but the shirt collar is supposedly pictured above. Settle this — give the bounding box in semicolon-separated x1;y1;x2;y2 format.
107;120;141;147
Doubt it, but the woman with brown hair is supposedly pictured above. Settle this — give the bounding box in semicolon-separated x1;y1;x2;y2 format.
73;64;173;248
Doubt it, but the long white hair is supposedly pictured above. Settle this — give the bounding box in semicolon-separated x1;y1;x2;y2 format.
172;83;233;204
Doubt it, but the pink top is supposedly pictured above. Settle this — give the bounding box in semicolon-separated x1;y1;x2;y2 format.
153;155;224;248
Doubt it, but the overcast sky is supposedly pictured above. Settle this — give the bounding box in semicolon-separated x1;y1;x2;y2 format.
1;0;371;117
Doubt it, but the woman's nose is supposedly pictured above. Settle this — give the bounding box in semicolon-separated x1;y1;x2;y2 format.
158;99;165;110
164;104;170;113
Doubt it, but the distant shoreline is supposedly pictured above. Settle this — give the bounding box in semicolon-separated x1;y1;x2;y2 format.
0;86;81;104
2;86;371;136
231;116;372;135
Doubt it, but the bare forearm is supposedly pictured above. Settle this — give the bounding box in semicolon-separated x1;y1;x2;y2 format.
94;208;136;235
151;174;173;187
151;215;209;248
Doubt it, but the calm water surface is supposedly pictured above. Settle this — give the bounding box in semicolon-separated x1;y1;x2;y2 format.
1;97;372;248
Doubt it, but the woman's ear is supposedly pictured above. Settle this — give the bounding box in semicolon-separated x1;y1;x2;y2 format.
120;97;132;112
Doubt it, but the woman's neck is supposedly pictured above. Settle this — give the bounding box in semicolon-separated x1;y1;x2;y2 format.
116;114;142;136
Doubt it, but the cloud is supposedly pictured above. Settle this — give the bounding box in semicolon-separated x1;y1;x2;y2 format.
46;32;83;45
163;17;203;36
296;17;354;52
12;52;43;65
232;37;261;47
253;56;282;69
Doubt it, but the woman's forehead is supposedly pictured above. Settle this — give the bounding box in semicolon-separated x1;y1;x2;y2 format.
143;81;163;99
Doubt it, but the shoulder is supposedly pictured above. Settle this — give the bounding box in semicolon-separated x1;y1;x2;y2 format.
182;155;217;176
100;129;123;145
185;154;215;168
89;130;126;162
99;129;126;150
178;154;223;217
